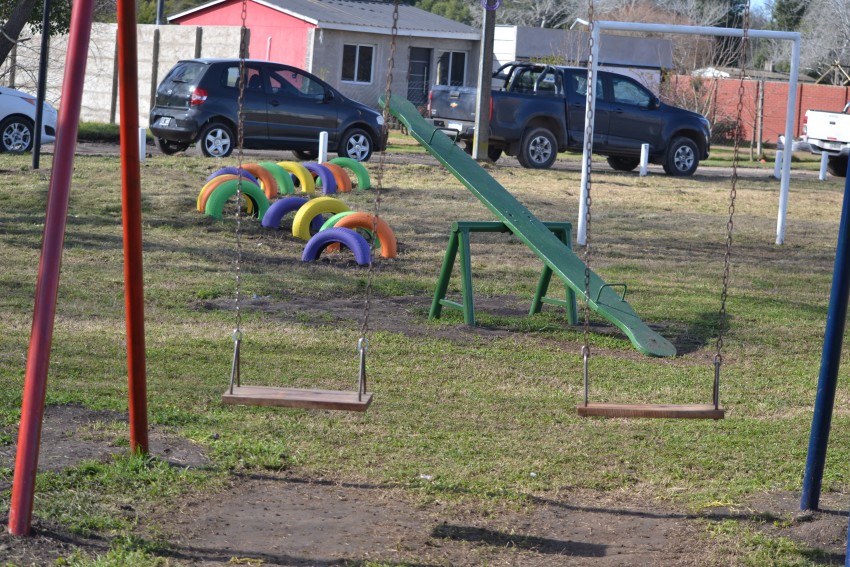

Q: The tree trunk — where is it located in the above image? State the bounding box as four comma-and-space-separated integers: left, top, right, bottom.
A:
0, 0, 40, 68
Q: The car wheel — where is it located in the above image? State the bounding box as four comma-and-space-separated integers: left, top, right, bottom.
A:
339, 128, 373, 162
827, 156, 848, 177
607, 155, 641, 172
198, 122, 234, 158
0, 116, 35, 153
519, 127, 557, 169
663, 137, 699, 176
155, 137, 190, 155
293, 149, 318, 161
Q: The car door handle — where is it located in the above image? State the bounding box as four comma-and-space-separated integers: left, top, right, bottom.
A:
270, 99, 281, 106
613, 107, 625, 113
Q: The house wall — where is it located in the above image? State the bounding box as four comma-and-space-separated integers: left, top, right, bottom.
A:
173, 0, 314, 67
5, 23, 242, 127
311, 28, 479, 110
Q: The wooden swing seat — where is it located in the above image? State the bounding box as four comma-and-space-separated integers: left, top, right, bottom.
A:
223, 386, 372, 412
577, 403, 724, 420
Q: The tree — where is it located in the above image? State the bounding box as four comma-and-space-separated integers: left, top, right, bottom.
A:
799, 0, 850, 83
1, 0, 77, 70
771, 0, 808, 30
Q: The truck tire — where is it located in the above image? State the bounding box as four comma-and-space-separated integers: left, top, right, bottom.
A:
519, 127, 557, 169
827, 156, 848, 178
663, 137, 699, 176
607, 156, 640, 172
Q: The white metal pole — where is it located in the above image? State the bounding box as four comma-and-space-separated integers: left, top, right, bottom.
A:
819, 151, 829, 181
639, 143, 649, 176
577, 24, 600, 246
776, 37, 800, 245
774, 149, 783, 179
138, 127, 146, 162
318, 131, 328, 163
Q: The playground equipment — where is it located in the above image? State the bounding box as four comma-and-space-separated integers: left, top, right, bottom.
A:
328, 157, 371, 190
302, 227, 372, 266
277, 161, 316, 193
258, 162, 295, 195
431, 221, 577, 326
291, 196, 350, 240
221, 0, 399, 412
302, 162, 337, 194
385, 94, 674, 358
10, 0, 149, 535
329, 213, 397, 259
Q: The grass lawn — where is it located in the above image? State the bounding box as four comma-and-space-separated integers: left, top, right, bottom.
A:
0, 140, 848, 565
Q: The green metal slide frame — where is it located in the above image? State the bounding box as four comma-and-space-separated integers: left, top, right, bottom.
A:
383, 95, 676, 357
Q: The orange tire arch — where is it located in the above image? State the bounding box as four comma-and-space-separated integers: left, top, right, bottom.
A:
241, 163, 279, 199
333, 212, 397, 259
322, 163, 353, 193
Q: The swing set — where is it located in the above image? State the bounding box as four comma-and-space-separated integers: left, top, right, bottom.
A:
9, 0, 762, 538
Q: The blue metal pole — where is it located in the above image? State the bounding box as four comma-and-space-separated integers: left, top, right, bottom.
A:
801, 163, 850, 513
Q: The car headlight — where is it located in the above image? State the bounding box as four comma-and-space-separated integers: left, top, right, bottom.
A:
376, 114, 384, 126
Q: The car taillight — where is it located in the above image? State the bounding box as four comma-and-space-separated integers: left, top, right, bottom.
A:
802, 114, 807, 135
190, 87, 208, 106
489, 97, 493, 121
427, 90, 432, 115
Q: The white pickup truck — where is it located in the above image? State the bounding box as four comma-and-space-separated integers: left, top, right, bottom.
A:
802, 103, 850, 177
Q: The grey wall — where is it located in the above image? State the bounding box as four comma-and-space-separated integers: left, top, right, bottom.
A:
3, 23, 242, 127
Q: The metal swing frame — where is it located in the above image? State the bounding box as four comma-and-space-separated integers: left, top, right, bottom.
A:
220, 0, 399, 412
575, 2, 754, 420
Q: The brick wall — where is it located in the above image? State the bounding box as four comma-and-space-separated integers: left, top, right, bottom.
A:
668, 75, 850, 144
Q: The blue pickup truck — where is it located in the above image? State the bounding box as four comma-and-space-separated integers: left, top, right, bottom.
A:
427, 63, 711, 175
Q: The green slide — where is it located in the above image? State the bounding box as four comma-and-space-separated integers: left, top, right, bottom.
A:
382, 95, 676, 357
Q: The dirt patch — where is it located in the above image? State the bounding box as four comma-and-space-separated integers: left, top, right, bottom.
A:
3, 470, 848, 565
1, 406, 847, 565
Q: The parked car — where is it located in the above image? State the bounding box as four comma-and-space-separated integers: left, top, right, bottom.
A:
149, 58, 386, 160
0, 87, 58, 153
799, 103, 850, 177
427, 62, 711, 175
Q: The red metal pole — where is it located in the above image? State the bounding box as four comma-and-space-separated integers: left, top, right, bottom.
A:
8, 0, 96, 536
117, 0, 149, 454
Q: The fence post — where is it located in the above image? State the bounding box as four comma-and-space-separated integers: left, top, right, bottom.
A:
819, 152, 829, 181
150, 27, 160, 112
194, 27, 203, 59
109, 29, 119, 124
774, 149, 783, 179
639, 143, 649, 176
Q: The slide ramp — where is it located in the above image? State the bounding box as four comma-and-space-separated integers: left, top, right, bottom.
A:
383, 95, 675, 357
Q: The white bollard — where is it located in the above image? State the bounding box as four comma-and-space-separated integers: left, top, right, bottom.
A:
819, 151, 829, 181
318, 131, 328, 163
639, 143, 649, 176
139, 127, 146, 163
774, 149, 783, 179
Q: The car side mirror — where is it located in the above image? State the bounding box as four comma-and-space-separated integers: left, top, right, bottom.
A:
649, 96, 660, 110
324, 90, 334, 102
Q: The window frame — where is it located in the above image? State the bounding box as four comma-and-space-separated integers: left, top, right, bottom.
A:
341, 44, 375, 85
437, 51, 468, 87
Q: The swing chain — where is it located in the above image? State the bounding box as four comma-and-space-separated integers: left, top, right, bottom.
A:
230, 0, 249, 391
713, 1, 750, 409
358, 0, 398, 359
581, 0, 595, 406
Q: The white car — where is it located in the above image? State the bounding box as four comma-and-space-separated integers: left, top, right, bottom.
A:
0, 87, 58, 153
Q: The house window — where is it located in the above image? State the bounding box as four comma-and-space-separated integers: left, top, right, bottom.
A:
342, 44, 374, 83
437, 51, 466, 86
